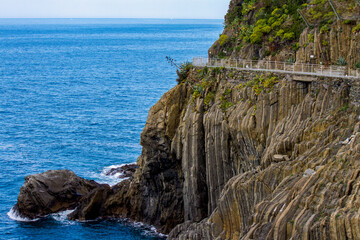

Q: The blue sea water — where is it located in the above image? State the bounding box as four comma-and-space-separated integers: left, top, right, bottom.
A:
0, 18, 223, 239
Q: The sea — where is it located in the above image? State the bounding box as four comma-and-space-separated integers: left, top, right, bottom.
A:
0, 18, 223, 240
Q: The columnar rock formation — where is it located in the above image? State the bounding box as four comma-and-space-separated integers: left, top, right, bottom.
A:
13, 0, 360, 238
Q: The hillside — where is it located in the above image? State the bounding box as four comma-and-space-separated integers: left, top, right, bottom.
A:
210, 0, 360, 69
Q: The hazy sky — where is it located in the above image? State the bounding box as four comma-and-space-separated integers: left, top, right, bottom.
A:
0, 0, 230, 19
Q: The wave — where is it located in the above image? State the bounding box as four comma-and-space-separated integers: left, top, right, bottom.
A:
88, 162, 136, 186
124, 219, 167, 238
7, 207, 39, 222
51, 210, 75, 225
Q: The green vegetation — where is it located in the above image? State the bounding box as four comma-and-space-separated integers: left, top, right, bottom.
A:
176, 61, 193, 84
320, 24, 330, 33
353, 24, 360, 33
308, 33, 314, 42
237, 74, 279, 95
292, 42, 300, 51
355, 62, 360, 69
197, 66, 209, 78
219, 34, 230, 46
191, 85, 202, 102
248, 4, 303, 44
301, 0, 335, 27
337, 57, 347, 66
220, 0, 306, 56
204, 92, 216, 106
219, 88, 233, 112
339, 104, 349, 112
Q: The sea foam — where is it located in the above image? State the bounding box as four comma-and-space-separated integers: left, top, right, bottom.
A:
89, 162, 136, 186
7, 207, 39, 222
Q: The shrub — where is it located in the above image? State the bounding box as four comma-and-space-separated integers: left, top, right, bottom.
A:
219, 34, 229, 46
353, 24, 360, 33
191, 85, 202, 102
322, 40, 329, 46
337, 57, 347, 66
283, 32, 295, 41
354, 62, 360, 69
204, 92, 216, 106
275, 29, 285, 38
250, 29, 264, 44
176, 61, 193, 83
320, 24, 330, 33
219, 88, 233, 112
292, 42, 300, 51
308, 34, 314, 42
239, 74, 279, 95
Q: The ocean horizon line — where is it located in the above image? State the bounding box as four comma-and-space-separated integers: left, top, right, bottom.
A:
0, 18, 223, 25
0, 17, 223, 20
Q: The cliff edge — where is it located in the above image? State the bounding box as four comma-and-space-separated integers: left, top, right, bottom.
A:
13, 0, 360, 239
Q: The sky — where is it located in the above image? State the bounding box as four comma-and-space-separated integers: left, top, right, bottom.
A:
0, 0, 230, 19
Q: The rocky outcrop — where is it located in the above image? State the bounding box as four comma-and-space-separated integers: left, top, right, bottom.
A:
68, 84, 190, 233
104, 164, 138, 179
14, 170, 101, 219
297, 22, 360, 67
167, 69, 360, 239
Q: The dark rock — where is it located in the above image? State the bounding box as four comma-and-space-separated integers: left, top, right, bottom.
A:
68, 185, 112, 221
13, 170, 102, 219
104, 164, 138, 179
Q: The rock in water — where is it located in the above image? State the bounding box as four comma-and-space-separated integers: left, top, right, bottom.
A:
13, 170, 102, 219
104, 164, 138, 179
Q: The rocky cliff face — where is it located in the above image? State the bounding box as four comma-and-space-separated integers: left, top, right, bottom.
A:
166, 69, 360, 239
297, 21, 360, 69
70, 84, 190, 233
70, 66, 359, 238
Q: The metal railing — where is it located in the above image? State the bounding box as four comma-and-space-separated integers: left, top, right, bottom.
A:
193, 57, 360, 79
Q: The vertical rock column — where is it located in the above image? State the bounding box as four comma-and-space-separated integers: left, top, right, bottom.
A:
204, 108, 233, 214
181, 98, 208, 222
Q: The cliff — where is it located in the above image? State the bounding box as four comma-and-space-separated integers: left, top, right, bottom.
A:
13, 0, 360, 239
71, 66, 360, 239
167, 69, 360, 239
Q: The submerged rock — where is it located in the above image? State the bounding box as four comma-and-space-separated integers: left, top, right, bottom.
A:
13, 170, 102, 219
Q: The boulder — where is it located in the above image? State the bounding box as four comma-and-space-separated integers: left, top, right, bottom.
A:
13, 169, 102, 219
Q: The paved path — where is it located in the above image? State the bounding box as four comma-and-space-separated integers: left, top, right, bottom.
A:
193, 57, 360, 80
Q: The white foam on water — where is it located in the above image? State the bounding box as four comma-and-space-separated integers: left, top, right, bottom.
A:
129, 220, 167, 238
88, 162, 136, 186
7, 207, 39, 222
51, 210, 75, 225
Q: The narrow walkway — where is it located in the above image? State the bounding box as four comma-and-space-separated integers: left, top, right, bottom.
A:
193, 57, 360, 80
